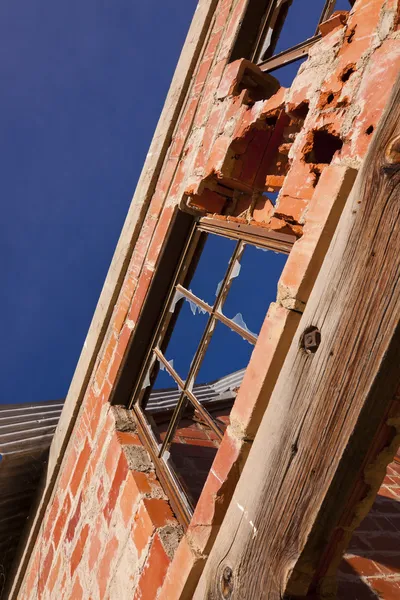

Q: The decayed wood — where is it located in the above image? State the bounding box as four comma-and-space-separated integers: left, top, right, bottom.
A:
194, 74, 400, 600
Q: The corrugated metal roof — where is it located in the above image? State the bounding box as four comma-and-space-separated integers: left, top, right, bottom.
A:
0, 400, 63, 593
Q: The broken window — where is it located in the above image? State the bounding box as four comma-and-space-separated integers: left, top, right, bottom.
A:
231, 0, 355, 86
130, 216, 293, 525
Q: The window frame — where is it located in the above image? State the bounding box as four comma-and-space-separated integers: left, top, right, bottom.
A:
126, 213, 294, 526
230, 0, 355, 77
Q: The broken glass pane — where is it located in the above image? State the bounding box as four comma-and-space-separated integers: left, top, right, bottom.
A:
194, 321, 253, 392
141, 362, 182, 445
163, 399, 219, 509
162, 295, 209, 381
260, 0, 326, 61
187, 233, 236, 306
221, 244, 287, 335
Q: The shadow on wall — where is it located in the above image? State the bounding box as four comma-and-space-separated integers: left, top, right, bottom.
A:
338, 467, 400, 599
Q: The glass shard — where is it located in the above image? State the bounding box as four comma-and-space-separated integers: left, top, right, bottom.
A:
194, 321, 253, 390
221, 244, 287, 335
188, 233, 236, 306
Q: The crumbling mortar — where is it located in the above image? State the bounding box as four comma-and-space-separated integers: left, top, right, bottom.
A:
158, 524, 184, 560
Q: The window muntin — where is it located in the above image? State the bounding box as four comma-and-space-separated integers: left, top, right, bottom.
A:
130, 218, 293, 524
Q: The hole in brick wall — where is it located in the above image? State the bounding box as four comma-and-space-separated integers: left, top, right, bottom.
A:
289, 101, 309, 122
341, 64, 355, 82
265, 115, 278, 127
365, 125, 374, 136
327, 93, 335, 104
304, 130, 343, 164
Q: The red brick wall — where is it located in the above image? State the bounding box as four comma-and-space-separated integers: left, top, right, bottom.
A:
16, 0, 400, 598
338, 460, 400, 599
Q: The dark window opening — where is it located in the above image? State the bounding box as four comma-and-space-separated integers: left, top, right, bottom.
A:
129, 217, 294, 524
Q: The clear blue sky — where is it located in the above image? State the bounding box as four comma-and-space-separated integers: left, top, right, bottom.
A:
0, 0, 197, 404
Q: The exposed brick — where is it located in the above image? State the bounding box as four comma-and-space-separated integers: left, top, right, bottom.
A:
70, 439, 91, 497
48, 553, 62, 595
71, 576, 84, 599
97, 535, 119, 598
103, 451, 129, 524
54, 493, 72, 548
134, 534, 170, 600
160, 536, 206, 600
66, 493, 83, 543
71, 524, 89, 576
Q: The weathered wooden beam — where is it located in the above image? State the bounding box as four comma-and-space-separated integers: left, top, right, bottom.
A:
194, 75, 400, 600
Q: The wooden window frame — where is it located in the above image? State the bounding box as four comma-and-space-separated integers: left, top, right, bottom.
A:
116, 210, 294, 527
231, 0, 355, 75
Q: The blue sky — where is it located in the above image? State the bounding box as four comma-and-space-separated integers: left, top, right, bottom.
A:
1, 1, 351, 405
0, 0, 197, 404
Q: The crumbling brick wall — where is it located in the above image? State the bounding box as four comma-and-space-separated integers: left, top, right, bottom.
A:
15, 1, 400, 599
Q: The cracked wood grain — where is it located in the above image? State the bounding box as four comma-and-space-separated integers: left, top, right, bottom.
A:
194, 73, 400, 600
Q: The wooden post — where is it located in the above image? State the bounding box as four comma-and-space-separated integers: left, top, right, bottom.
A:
194, 75, 400, 600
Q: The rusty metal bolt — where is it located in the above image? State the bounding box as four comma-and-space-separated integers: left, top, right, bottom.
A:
301, 326, 321, 354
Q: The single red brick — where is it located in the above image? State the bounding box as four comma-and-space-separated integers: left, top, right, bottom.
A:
88, 517, 103, 571
159, 536, 205, 600
103, 451, 129, 524
369, 577, 400, 598
48, 553, 62, 595
58, 446, 78, 492
346, 555, 383, 577
66, 493, 83, 543
142, 498, 175, 529
319, 11, 348, 36
104, 432, 123, 480
70, 575, 84, 599
131, 502, 154, 558
119, 472, 143, 526
126, 264, 155, 326
188, 188, 227, 214
252, 195, 274, 223
70, 524, 89, 577
70, 439, 91, 497
116, 430, 141, 446
134, 534, 170, 600
38, 543, 54, 594
146, 206, 175, 269
43, 494, 60, 543
85, 390, 103, 441
97, 535, 119, 598
95, 332, 117, 390
54, 493, 72, 548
